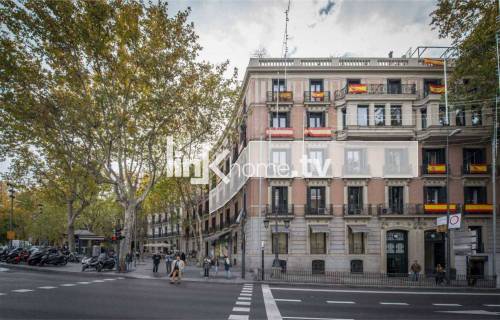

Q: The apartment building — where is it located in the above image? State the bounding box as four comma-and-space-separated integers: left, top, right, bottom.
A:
200, 57, 498, 278
145, 205, 182, 254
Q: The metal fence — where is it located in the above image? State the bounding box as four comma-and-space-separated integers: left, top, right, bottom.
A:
255, 269, 497, 288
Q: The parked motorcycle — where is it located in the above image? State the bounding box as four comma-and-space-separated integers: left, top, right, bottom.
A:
39, 248, 67, 266
4, 248, 23, 264
81, 256, 98, 272
27, 249, 46, 266
96, 257, 115, 272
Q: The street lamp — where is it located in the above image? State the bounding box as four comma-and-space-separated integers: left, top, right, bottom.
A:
264, 214, 290, 269
7, 183, 15, 249
445, 127, 461, 284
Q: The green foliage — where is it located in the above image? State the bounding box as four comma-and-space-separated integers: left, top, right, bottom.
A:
430, 0, 497, 99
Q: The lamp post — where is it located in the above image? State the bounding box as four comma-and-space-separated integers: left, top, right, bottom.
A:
7, 183, 15, 249
446, 127, 462, 284
264, 216, 290, 269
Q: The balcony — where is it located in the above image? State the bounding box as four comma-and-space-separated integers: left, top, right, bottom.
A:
304, 127, 333, 138
266, 127, 294, 139
423, 203, 457, 213
265, 205, 295, 218
463, 204, 493, 214
304, 91, 331, 104
335, 84, 417, 100
462, 164, 490, 175
376, 204, 424, 216
343, 205, 376, 216
421, 164, 447, 175
305, 204, 333, 217
266, 91, 293, 104
342, 163, 370, 177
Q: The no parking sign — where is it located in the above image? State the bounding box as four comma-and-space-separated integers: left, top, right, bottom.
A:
448, 213, 461, 229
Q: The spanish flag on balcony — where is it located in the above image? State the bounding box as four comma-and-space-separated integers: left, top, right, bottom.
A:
423, 58, 445, 66
311, 91, 325, 99
305, 128, 332, 137
469, 164, 488, 173
424, 203, 457, 213
427, 164, 446, 174
278, 91, 293, 101
348, 84, 367, 94
266, 128, 294, 138
429, 84, 445, 94
464, 204, 493, 213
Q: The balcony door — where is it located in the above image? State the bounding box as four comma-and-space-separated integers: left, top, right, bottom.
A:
309, 79, 323, 92
424, 186, 446, 204
272, 186, 288, 214
387, 79, 402, 94
464, 186, 487, 204
270, 112, 289, 128
423, 149, 445, 165
308, 112, 325, 128
388, 186, 404, 213
308, 186, 326, 214
272, 79, 286, 92
347, 186, 363, 214
463, 149, 485, 166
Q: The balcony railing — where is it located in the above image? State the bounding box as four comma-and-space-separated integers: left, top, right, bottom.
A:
266, 205, 295, 216
463, 204, 493, 213
342, 164, 370, 175
304, 91, 331, 103
376, 204, 425, 215
423, 203, 457, 213
335, 84, 416, 100
421, 164, 447, 174
343, 204, 376, 216
267, 91, 293, 103
305, 204, 333, 216
462, 164, 490, 175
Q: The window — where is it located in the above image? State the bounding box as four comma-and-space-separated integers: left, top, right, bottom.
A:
357, 105, 368, 126
471, 106, 482, 126
225, 209, 230, 226
341, 108, 347, 128
307, 186, 326, 214
390, 105, 402, 126
385, 148, 409, 174
421, 108, 427, 129
347, 79, 361, 86
310, 232, 327, 254
388, 186, 404, 213
424, 79, 441, 97
270, 149, 290, 176
307, 149, 325, 176
270, 112, 289, 128
349, 230, 365, 254
272, 233, 288, 254
347, 186, 363, 214
464, 186, 487, 204
439, 105, 448, 126
309, 79, 323, 92
272, 79, 286, 92
345, 149, 367, 174
204, 220, 209, 232
468, 226, 483, 253
272, 186, 288, 213
423, 148, 445, 165
374, 105, 385, 126
424, 186, 446, 204
233, 232, 238, 254
455, 107, 465, 126
219, 213, 224, 228
463, 149, 485, 166
308, 112, 325, 128
387, 79, 402, 94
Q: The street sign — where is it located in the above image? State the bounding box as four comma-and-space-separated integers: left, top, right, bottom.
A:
6, 231, 15, 240
436, 216, 447, 226
448, 213, 461, 229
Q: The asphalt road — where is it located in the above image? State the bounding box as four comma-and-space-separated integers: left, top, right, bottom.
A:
1, 267, 499, 320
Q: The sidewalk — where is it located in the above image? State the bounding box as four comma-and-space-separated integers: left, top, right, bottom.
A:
0, 260, 253, 284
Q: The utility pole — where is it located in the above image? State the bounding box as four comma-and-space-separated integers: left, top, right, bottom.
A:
493, 0, 500, 287
7, 183, 15, 249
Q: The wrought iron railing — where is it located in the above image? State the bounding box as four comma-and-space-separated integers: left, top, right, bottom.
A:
305, 204, 333, 216
343, 204, 376, 216
266, 91, 293, 103
335, 84, 417, 100
303, 91, 331, 103
266, 205, 295, 216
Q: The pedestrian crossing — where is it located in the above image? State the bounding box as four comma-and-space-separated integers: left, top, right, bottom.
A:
228, 283, 253, 320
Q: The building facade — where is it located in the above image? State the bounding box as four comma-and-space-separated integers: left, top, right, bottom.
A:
202, 57, 498, 278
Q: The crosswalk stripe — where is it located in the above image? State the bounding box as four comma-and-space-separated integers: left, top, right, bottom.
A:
236, 301, 251, 306
12, 289, 34, 293
238, 297, 251, 301
484, 304, 500, 307
92, 280, 105, 283
240, 293, 252, 296
60, 284, 76, 287
433, 303, 461, 307
380, 302, 408, 306
327, 301, 355, 304
228, 315, 249, 320
77, 282, 91, 285
38, 286, 56, 289
232, 307, 250, 312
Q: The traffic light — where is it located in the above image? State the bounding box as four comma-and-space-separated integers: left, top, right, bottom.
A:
114, 227, 125, 240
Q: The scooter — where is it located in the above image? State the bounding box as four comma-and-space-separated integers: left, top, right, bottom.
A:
4, 248, 23, 264
81, 256, 98, 272
27, 249, 46, 266
96, 257, 115, 272
39, 249, 67, 266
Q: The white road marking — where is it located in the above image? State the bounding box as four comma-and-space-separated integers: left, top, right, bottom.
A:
77, 282, 90, 285
92, 280, 105, 283
238, 297, 251, 301
484, 304, 500, 307
228, 315, 249, 320
232, 307, 250, 312
275, 299, 301, 302
270, 287, 500, 296
433, 303, 461, 307
437, 310, 500, 315
380, 302, 409, 306
0, 267, 9, 272
103, 278, 116, 281
60, 284, 76, 287
327, 301, 355, 304
12, 289, 34, 293
240, 293, 252, 296
0, 293, 6, 296
38, 286, 56, 289
236, 301, 251, 306
116, 277, 125, 280
262, 284, 282, 320
282, 317, 353, 320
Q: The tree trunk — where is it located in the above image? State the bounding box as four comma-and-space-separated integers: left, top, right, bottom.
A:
119, 202, 136, 271
67, 200, 76, 252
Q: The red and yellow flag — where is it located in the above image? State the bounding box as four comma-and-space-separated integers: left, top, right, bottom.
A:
311, 91, 325, 99
429, 84, 445, 94
469, 164, 487, 173
427, 164, 446, 174
348, 84, 367, 94
423, 58, 444, 66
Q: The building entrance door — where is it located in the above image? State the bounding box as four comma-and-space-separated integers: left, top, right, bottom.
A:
386, 230, 408, 275
424, 230, 445, 275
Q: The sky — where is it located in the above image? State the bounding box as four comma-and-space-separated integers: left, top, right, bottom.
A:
168, 0, 451, 79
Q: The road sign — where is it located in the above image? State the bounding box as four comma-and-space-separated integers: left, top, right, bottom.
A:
436, 216, 447, 226
448, 213, 461, 229
6, 231, 15, 240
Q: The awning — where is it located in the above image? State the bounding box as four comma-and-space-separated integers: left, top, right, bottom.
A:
271, 225, 290, 234
349, 225, 370, 234
205, 229, 232, 242
309, 225, 329, 233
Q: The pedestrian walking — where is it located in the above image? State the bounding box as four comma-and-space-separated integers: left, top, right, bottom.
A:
435, 264, 445, 285
214, 256, 219, 275
203, 256, 211, 278
169, 255, 185, 284
180, 251, 186, 262
165, 253, 172, 274
152, 253, 161, 273
224, 255, 231, 279
410, 260, 421, 281
135, 250, 140, 266
125, 252, 133, 271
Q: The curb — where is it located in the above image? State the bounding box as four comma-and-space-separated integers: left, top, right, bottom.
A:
0, 263, 122, 278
